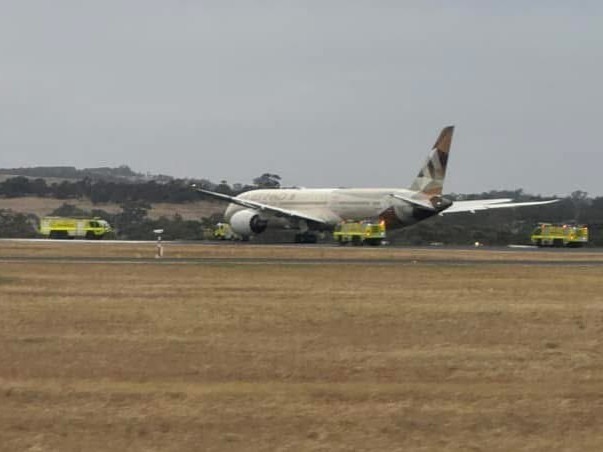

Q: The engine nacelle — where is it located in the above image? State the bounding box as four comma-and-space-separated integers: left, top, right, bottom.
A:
229, 209, 268, 236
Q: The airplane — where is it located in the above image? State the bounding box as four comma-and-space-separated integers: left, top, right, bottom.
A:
193, 126, 558, 243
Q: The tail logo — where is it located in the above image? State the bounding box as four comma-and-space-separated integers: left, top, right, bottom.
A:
410, 126, 454, 196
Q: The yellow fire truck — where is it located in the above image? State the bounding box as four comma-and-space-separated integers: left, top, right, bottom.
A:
333, 220, 386, 246
530, 223, 588, 247
213, 222, 241, 241
39, 217, 112, 240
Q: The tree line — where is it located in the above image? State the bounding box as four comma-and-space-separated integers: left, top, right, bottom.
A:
397, 190, 603, 246
0, 165, 164, 182
0, 202, 215, 241
0, 173, 282, 203
0, 173, 283, 240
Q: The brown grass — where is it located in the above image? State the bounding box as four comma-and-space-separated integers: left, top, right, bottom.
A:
1, 244, 603, 451
0, 197, 223, 220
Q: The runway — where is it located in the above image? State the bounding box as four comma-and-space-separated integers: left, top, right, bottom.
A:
2, 237, 603, 251
1, 239, 602, 266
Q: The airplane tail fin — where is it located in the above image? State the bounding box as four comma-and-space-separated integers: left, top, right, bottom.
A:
409, 126, 454, 196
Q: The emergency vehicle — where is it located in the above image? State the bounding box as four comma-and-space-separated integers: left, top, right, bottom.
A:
333, 220, 386, 246
39, 217, 113, 239
530, 223, 588, 247
213, 222, 242, 240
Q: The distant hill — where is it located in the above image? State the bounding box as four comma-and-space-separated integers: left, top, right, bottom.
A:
0, 165, 174, 183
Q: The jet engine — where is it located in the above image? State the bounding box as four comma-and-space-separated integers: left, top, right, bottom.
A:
229, 209, 268, 235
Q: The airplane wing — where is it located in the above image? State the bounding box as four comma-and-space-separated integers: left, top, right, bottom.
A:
442, 198, 559, 214
192, 186, 329, 225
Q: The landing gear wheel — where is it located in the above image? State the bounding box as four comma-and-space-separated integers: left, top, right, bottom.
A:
294, 232, 318, 244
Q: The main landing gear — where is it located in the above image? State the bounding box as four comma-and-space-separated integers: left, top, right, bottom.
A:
294, 232, 318, 244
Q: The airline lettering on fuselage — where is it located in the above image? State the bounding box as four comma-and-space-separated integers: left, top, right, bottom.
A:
248, 192, 297, 202
247, 192, 330, 204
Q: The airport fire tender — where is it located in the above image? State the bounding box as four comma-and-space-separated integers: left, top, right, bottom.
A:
333, 220, 386, 246
530, 223, 588, 247
39, 216, 113, 240
213, 222, 242, 241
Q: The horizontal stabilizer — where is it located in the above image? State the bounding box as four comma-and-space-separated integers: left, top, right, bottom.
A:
390, 192, 436, 211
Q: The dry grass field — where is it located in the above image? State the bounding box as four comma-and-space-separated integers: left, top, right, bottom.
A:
0, 197, 223, 220
1, 243, 603, 451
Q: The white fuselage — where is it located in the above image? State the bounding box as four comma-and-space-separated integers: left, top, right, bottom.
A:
224, 187, 423, 230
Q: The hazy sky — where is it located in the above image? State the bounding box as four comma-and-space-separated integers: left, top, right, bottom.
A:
1, 1, 601, 195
